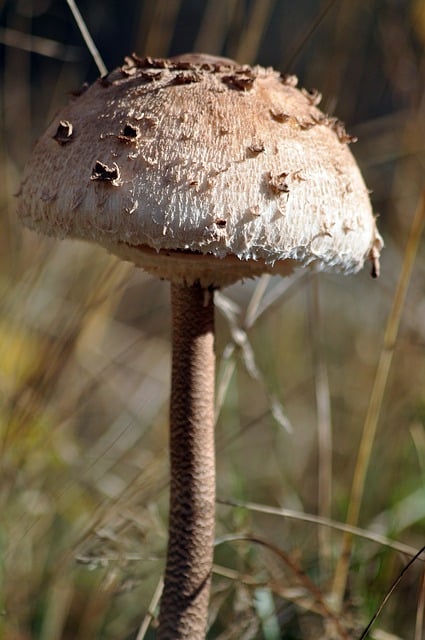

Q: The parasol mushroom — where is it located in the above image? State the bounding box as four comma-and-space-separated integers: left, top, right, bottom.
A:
17, 52, 383, 639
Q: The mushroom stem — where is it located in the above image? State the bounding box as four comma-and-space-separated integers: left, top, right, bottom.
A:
158, 281, 216, 639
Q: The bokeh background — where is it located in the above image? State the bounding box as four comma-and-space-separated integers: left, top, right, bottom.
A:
1, 1, 425, 638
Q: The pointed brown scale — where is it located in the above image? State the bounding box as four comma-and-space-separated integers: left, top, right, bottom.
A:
332, 119, 358, 144
117, 124, 141, 142
301, 87, 322, 106
222, 73, 255, 91
53, 120, 74, 145
248, 141, 265, 155
90, 161, 121, 185
280, 73, 298, 86
269, 109, 291, 123
298, 117, 316, 131
133, 54, 169, 69
171, 71, 202, 85
267, 171, 290, 195
247, 204, 261, 216
139, 70, 163, 82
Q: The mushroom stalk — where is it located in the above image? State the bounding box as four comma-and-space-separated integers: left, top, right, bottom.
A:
158, 281, 216, 639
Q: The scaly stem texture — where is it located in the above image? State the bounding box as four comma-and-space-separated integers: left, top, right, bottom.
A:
158, 282, 216, 640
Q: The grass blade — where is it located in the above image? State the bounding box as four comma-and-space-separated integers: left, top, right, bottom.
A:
332, 190, 425, 609
66, 0, 107, 75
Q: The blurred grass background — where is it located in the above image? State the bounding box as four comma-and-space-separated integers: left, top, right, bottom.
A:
1, 0, 425, 638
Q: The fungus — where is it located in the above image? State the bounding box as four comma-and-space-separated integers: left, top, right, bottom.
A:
17, 53, 383, 639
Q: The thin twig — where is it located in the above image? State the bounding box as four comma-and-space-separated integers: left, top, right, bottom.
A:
212, 564, 339, 618
136, 578, 164, 640
308, 274, 333, 575
66, 0, 107, 76
415, 567, 425, 640
217, 497, 421, 558
332, 190, 425, 609
358, 546, 425, 640
215, 533, 351, 639
246, 271, 307, 328
215, 288, 293, 432
284, 0, 339, 69
245, 275, 271, 329
0, 27, 82, 61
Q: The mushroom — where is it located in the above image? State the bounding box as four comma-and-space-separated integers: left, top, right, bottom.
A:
17, 52, 383, 639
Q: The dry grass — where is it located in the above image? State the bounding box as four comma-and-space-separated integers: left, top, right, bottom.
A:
1, 1, 425, 638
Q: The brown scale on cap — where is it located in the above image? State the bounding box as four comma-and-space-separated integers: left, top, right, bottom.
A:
248, 141, 265, 155
90, 161, 121, 185
221, 72, 256, 91
301, 87, 322, 106
117, 124, 141, 142
269, 109, 291, 123
171, 71, 202, 85
267, 171, 290, 195
53, 120, 74, 144
280, 73, 298, 87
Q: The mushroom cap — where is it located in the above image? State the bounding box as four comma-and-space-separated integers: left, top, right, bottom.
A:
18, 53, 382, 287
